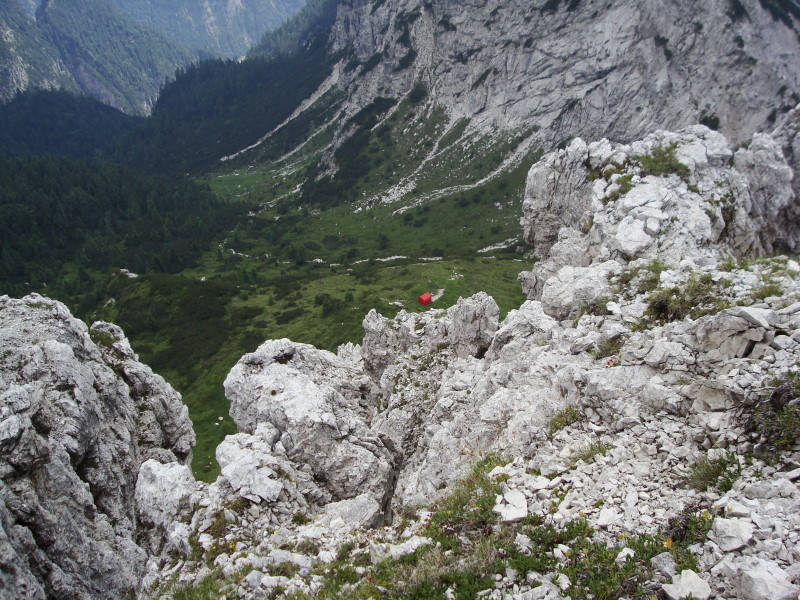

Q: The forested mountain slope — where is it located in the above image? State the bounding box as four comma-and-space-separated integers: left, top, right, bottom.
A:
0, 89, 142, 158
0, 0, 307, 114
0, 0, 198, 114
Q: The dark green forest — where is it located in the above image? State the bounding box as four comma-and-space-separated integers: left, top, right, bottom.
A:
0, 90, 142, 159
34, 0, 198, 114
114, 28, 338, 174
248, 0, 340, 59
0, 155, 241, 305
0, 3, 350, 477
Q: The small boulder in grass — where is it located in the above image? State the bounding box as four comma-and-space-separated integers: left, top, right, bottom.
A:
492, 488, 528, 522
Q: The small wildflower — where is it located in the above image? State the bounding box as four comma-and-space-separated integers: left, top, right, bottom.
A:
663, 537, 673, 549
299, 567, 310, 578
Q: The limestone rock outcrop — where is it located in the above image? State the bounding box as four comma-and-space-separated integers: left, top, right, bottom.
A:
224, 338, 397, 508
0, 294, 194, 599
520, 127, 798, 307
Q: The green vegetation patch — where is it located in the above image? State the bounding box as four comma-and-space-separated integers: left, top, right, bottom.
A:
568, 439, 613, 467
97, 257, 527, 480
644, 272, 731, 324
747, 372, 800, 461
255, 456, 717, 600
548, 406, 582, 439
685, 454, 741, 492
635, 142, 689, 181
612, 259, 668, 298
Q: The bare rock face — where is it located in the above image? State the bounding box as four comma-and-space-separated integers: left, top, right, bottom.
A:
88, 321, 194, 464
0, 294, 194, 599
224, 339, 397, 508
445, 291, 499, 358
220, 295, 502, 517
327, 0, 800, 169
519, 127, 798, 310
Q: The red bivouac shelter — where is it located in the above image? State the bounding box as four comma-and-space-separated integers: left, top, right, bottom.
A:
418, 293, 433, 306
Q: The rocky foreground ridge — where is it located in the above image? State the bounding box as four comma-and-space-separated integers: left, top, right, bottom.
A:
3, 125, 800, 599
0, 296, 194, 598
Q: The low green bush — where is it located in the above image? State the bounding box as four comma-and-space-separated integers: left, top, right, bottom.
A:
637, 142, 689, 181
548, 406, 582, 439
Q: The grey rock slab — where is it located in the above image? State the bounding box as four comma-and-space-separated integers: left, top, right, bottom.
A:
369, 536, 431, 564
662, 570, 712, 600
733, 558, 800, 600
651, 552, 678, 578
493, 488, 528, 523
320, 493, 382, 530
709, 517, 754, 552
135, 459, 196, 531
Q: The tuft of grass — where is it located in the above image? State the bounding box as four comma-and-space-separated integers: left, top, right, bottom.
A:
291, 512, 312, 526
645, 272, 730, 323
169, 575, 225, 600
752, 281, 783, 300
685, 454, 741, 492
569, 439, 612, 467
548, 406, 582, 439
605, 174, 634, 203
748, 373, 800, 461
154, 566, 249, 600
612, 259, 668, 297
592, 336, 624, 360
425, 453, 507, 551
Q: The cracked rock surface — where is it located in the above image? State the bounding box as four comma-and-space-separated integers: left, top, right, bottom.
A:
0, 294, 194, 599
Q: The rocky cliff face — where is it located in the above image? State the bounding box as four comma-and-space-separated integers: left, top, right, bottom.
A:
324, 0, 799, 154
0, 0, 304, 113
0, 295, 194, 599
106, 0, 305, 58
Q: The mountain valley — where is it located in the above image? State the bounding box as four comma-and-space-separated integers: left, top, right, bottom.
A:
1, 0, 800, 598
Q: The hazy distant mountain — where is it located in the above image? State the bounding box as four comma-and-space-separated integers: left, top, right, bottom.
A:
107, 0, 306, 58
0, 0, 307, 114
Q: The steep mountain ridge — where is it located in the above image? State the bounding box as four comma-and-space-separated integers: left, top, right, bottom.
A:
0, 0, 198, 114
325, 0, 799, 141
106, 0, 306, 58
